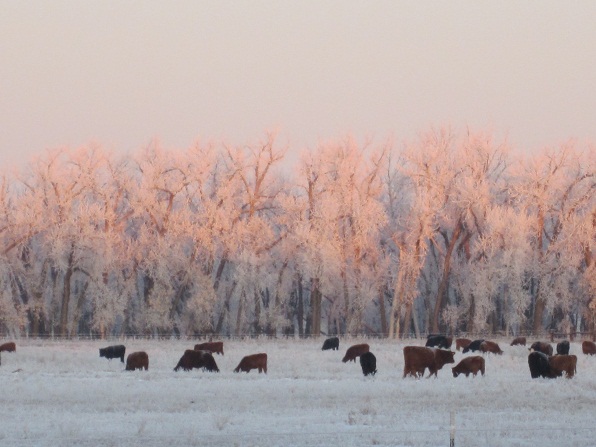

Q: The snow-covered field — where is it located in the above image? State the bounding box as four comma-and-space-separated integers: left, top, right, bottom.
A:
1, 338, 595, 447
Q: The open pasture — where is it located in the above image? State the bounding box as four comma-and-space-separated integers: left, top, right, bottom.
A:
1, 338, 596, 446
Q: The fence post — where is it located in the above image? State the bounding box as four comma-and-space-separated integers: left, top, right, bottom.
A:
450, 410, 455, 447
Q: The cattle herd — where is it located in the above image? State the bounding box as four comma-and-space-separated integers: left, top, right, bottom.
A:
0, 336, 595, 379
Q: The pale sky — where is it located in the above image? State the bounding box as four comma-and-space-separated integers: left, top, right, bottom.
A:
2, 1, 596, 169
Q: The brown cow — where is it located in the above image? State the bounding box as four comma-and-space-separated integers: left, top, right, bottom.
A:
234, 353, 267, 373
530, 341, 553, 356
403, 346, 455, 378
194, 341, 224, 355
174, 350, 219, 372
549, 354, 577, 378
455, 338, 472, 351
342, 344, 370, 363
510, 336, 526, 346
125, 351, 149, 371
452, 356, 485, 377
0, 342, 16, 352
480, 340, 503, 355
582, 340, 596, 356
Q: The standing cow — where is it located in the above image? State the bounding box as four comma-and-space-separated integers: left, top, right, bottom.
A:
452, 356, 485, 378
99, 345, 126, 363
528, 351, 553, 379
530, 341, 553, 356
510, 337, 526, 346
0, 342, 16, 352
125, 351, 149, 371
462, 339, 485, 354
322, 337, 340, 351
342, 344, 370, 363
582, 340, 596, 355
360, 351, 377, 376
556, 340, 570, 355
549, 354, 577, 378
194, 341, 224, 355
456, 338, 472, 351
174, 350, 219, 372
234, 353, 267, 374
403, 346, 455, 378
425, 335, 453, 350
480, 340, 503, 355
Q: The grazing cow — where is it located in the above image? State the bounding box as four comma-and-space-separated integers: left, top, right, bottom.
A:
99, 345, 126, 363
425, 335, 453, 350
342, 344, 370, 363
480, 340, 503, 355
462, 339, 485, 354
403, 346, 455, 378
194, 341, 224, 355
528, 351, 553, 379
234, 353, 267, 374
452, 356, 485, 378
529, 341, 553, 356
174, 350, 219, 372
510, 336, 526, 346
125, 351, 149, 371
549, 354, 577, 378
0, 342, 16, 352
456, 338, 472, 351
556, 340, 570, 355
582, 340, 596, 356
322, 337, 340, 351
360, 351, 377, 376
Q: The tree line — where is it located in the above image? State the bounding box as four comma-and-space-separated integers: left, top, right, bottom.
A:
0, 129, 594, 339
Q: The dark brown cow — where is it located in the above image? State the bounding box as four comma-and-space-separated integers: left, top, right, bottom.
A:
234, 353, 267, 373
342, 344, 370, 363
174, 350, 219, 372
530, 341, 553, 356
480, 340, 503, 355
455, 338, 472, 351
452, 356, 485, 377
125, 351, 149, 371
510, 336, 526, 346
194, 341, 224, 355
549, 354, 577, 378
403, 346, 455, 378
582, 340, 596, 356
0, 342, 16, 352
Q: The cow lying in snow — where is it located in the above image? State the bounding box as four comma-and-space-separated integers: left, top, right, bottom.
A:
480, 340, 503, 355
174, 350, 219, 372
452, 356, 485, 378
234, 353, 267, 374
582, 340, 596, 355
0, 342, 16, 352
529, 341, 553, 356
322, 337, 340, 351
194, 341, 224, 355
342, 344, 370, 363
425, 335, 453, 349
99, 345, 126, 363
510, 336, 526, 346
360, 351, 377, 376
125, 351, 149, 371
456, 338, 472, 351
403, 346, 455, 378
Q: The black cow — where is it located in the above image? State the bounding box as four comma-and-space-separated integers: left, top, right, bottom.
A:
99, 345, 126, 363
528, 351, 554, 379
425, 335, 452, 349
462, 339, 485, 354
360, 351, 377, 376
322, 337, 340, 351
556, 340, 570, 355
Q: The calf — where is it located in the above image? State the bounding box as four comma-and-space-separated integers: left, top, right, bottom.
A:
99, 345, 126, 363
528, 351, 554, 379
510, 336, 526, 346
462, 339, 484, 354
556, 340, 570, 355
403, 346, 455, 378
359, 351, 377, 376
125, 351, 149, 371
0, 342, 16, 352
480, 340, 503, 355
549, 354, 577, 378
322, 337, 340, 351
194, 341, 224, 355
456, 338, 472, 351
582, 340, 596, 355
234, 353, 267, 374
425, 335, 453, 350
342, 344, 370, 363
452, 356, 485, 377
174, 350, 219, 372
530, 341, 553, 356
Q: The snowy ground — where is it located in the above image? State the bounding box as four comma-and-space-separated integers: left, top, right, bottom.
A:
1, 338, 595, 447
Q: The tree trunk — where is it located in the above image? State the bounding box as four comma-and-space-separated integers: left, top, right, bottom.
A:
59, 249, 75, 338
378, 285, 387, 337
310, 277, 321, 337
297, 276, 304, 337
